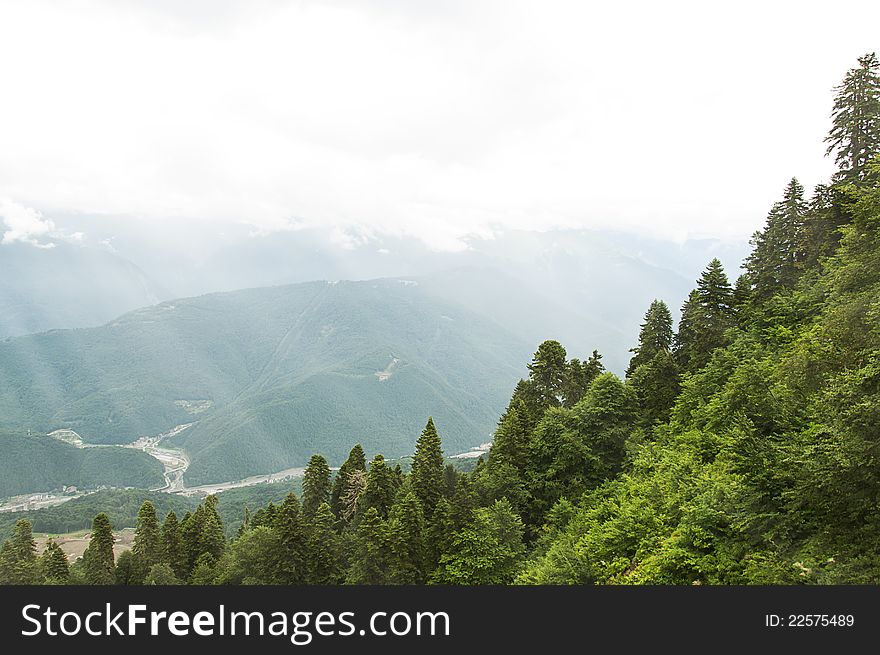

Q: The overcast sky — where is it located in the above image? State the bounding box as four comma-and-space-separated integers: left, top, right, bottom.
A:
0, 0, 878, 251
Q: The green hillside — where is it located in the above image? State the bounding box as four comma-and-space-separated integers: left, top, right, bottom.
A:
0, 432, 164, 497
0, 279, 530, 485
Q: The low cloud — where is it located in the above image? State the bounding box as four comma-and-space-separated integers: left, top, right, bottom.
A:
0, 198, 57, 248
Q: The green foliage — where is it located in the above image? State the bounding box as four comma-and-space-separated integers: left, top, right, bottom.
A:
40, 540, 70, 584
433, 499, 525, 585
825, 53, 880, 183
0, 519, 39, 584
626, 300, 674, 376
674, 259, 736, 373
144, 563, 182, 585
526, 340, 568, 409
301, 454, 331, 517
131, 501, 161, 583
362, 455, 397, 519
331, 444, 366, 522
82, 513, 115, 585
410, 418, 445, 518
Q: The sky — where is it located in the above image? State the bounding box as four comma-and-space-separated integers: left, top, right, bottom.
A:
0, 0, 878, 251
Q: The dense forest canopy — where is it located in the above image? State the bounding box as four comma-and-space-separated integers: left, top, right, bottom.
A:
2, 53, 879, 585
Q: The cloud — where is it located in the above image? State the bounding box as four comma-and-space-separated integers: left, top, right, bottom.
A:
0, 198, 57, 248
0, 0, 876, 249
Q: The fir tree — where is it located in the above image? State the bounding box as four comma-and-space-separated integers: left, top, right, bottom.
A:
527, 340, 568, 408
426, 496, 455, 570
746, 178, 808, 299
0, 519, 39, 585
114, 551, 137, 585
627, 300, 674, 377
346, 507, 391, 584
674, 259, 735, 373
131, 501, 161, 583
40, 539, 70, 584
825, 52, 880, 183
388, 491, 427, 584
161, 511, 186, 580
82, 513, 115, 585
302, 454, 332, 517
304, 503, 341, 584
362, 454, 397, 519
410, 417, 445, 517
561, 351, 604, 408
274, 493, 308, 584
331, 444, 367, 521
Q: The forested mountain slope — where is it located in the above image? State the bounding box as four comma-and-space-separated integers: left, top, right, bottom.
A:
0, 278, 531, 484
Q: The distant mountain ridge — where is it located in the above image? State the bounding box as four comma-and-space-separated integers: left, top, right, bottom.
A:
0, 241, 165, 338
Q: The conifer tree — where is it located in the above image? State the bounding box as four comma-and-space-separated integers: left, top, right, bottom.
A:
40, 540, 70, 584
561, 350, 604, 408
674, 259, 735, 373
132, 501, 161, 583
161, 511, 186, 580
304, 503, 341, 584
388, 491, 427, 583
410, 417, 445, 517
628, 350, 680, 427
179, 507, 203, 575
199, 510, 226, 563
114, 550, 137, 585
825, 52, 880, 183
302, 454, 332, 517
0, 519, 39, 584
274, 493, 308, 584
746, 178, 808, 299
82, 513, 115, 585
450, 475, 477, 531
443, 464, 458, 498
527, 340, 568, 408
331, 444, 367, 520
426, 496, 455, 570
627, 300, 674, 376
189, 552, 217, 585
346, 507, 391, 584
362, 454, 397, 518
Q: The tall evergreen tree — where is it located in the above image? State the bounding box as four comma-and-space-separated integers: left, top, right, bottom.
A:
362, 454, 397, 519
346, 507, 391, 584
527, 340, 568, 408
746, 178, 808, 299
388, 491, 427, 584
200, 495, 226, 561
302, 454, 332, 517
627, 300, 674, 376
426, 496, 455, 570
161, 511, 186, 580
410, 417, 445, 518
674, 259, 735, 373
825, 52, 880, 183
561, 350, 605, 408
274, 493, 308, 584
331, 444, 367, 521
40, 540, 70, 584
82, 513, 115, 585
304, 503, 342, 584
0, 519, 39, 584
131, 501, 161, 583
